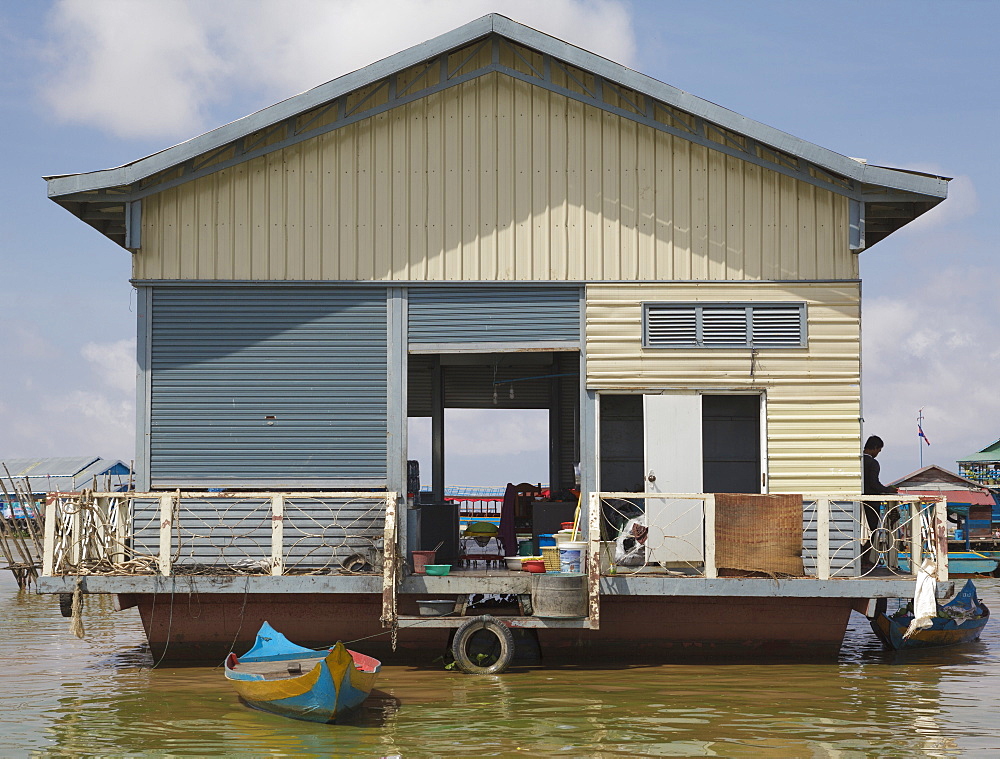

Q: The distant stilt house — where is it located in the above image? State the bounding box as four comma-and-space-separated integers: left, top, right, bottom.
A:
40, 15, 954, 664
1, 457, 132, 517
891, 465, 997, 539
0, 457, 131, 589
958, 440, 1000, 489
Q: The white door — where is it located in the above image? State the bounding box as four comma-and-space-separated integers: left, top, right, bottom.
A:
643, 393, 704, 563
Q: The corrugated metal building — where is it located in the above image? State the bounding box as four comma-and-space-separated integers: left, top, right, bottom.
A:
45, 15, 946, 503
41, 15, 951, 660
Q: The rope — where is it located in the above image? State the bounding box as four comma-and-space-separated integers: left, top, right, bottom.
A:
69, 576, 85, 639
149, 578, 176, 669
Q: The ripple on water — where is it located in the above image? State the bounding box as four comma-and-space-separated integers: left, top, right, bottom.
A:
1, 573, 999, 756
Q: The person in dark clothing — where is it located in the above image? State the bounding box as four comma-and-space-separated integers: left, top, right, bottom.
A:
862, 435, 897, 570
863, 435, 896, 497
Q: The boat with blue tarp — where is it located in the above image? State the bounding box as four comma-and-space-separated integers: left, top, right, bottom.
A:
870, 579, 989, 650
224, 622, 381, 723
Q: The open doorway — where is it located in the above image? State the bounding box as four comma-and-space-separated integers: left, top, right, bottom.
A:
406, 351, 580, 564
407, 409, 549, 491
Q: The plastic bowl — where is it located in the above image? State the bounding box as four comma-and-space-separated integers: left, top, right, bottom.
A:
423, 564, 451, 576
416, 599, 456, 616
504, 556, 522, 570
522, 559, 546, 573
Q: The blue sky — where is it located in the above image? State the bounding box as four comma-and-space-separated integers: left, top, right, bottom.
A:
1, 0, 997, 486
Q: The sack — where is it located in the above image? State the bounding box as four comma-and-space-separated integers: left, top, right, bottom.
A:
614, 516, 647, 566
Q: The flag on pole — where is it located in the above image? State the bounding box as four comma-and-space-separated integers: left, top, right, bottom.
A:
918, 422, 930, 445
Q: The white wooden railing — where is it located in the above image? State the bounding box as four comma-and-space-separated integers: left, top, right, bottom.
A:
592, 492, 949, 581
42, 490, 398, 578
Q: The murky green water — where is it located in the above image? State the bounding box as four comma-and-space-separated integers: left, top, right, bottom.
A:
2, 573, 999, 757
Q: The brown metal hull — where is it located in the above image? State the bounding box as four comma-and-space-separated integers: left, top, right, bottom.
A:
125, 592, 855, 663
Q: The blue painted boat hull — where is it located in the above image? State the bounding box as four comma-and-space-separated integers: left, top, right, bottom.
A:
870, 580, 990, 650
224, 622, 381, 723
898, 552, 999, 576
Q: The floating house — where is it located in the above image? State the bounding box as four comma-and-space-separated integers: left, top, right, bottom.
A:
1, 457, 131, 518
892, 465, 997, 539
958, 440, 1000, 489
40, 15, 952, 663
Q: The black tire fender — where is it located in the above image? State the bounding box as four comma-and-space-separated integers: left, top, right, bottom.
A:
450, 615, 515, 674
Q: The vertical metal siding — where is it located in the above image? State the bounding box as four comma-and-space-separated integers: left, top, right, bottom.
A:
407, 286, 581, 344
137, 73, 855, 284
149, 286, 387, 486
586, 282, 862, 494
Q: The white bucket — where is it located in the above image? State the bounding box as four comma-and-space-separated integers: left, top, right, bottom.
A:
559, 541, 587, 573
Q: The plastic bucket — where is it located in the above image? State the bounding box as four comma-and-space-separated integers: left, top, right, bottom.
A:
538, 534, 556, 547
559, 541, 587, 573
411, 550, 436, 574
518, 539, 535, 556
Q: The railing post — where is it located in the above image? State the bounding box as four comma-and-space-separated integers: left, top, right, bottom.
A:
703, 493, 717, 579
817, 498, 830, 580
588, 491, 601, 629
935, 497, 949, 582
42, 494, 57, 576
381, 492, 399, 631
271, 494, 284, 576
95, 495, 109, 559
909, 498, 921, 575
113, 494, 130, 565
158, 492, 174, 576
70, 494, 83, 567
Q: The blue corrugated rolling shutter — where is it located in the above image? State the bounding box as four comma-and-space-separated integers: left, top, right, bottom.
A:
149, 286, 387, 487
408, 286, 581, 344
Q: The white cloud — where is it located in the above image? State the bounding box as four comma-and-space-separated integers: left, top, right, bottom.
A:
446, 408, 548, 458
41, 0, 636, 140
43, 0, 222, 138
42, 390, 135, 458
862, 275, 1000, 479
82, 338, 137, 394
899, 174, 980, 235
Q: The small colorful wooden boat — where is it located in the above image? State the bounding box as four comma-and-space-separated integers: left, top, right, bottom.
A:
224, 622, 381, 723
870, 579, 990, 650
898, 551, 999, 576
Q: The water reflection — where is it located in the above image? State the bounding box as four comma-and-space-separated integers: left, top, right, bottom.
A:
1, 572, 998, 756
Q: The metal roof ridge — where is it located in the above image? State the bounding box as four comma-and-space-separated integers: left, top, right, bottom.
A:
44, 12, 947, 202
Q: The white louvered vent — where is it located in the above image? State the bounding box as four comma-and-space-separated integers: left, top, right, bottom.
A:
701, 307, 748, 345
751, 306, 803, 346
645, 305, 697, 346
645, 303, 805, 348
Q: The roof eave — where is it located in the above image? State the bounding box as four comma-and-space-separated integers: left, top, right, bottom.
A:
44, 12, 950, 249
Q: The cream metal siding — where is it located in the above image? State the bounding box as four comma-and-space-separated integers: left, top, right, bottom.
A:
136, 73, 855, 283
586, 282, 861, 494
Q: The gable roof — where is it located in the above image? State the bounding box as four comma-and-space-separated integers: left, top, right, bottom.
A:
958, 439, 1000, 464
890, 464, 990, 491
1, 456, 132, 493
45, 14, 947, 252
